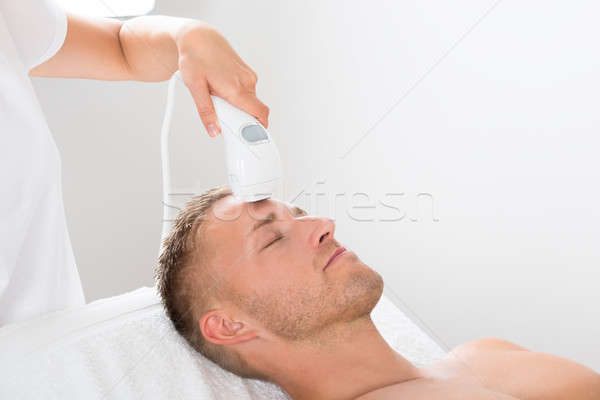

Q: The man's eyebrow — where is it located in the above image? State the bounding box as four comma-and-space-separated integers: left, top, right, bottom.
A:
247, 205, 306, 236
290, 205, 307, 217
249, 211, 276, 235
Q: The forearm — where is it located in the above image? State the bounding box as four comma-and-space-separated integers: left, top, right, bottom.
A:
118, 15, 204, 82
30, 14, 203, 82
29, 12, 269, 131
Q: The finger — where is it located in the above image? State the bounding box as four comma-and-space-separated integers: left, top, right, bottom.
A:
229, 91, 270, 128
188, 80, 221, 137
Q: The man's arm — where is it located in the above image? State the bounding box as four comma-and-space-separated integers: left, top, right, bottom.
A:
30, 14, 269, 134
451, 337, 600, 400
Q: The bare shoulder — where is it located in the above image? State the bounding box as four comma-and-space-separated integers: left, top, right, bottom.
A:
355, 378, 519, 400
357, 337, 599, 400
447, 336, 600, 400
451, 336, 530, 354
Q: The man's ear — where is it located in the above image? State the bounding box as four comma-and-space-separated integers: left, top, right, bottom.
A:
200, 310, 257, 345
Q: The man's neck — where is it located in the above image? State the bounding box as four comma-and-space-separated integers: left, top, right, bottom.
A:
257, 316, 423, 400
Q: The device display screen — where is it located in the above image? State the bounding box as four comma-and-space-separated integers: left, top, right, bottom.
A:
241, 124, 269, 143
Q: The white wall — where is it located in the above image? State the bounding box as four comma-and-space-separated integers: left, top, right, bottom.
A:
34, 0, 600, 371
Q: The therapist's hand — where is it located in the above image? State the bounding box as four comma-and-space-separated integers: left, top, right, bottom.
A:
29, 15, 269, 138
177, 23, 269, 137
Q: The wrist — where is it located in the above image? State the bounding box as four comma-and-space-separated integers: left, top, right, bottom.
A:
174, 20, 217, 57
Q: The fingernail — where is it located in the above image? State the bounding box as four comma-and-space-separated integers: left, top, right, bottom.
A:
208, 123, 220, 137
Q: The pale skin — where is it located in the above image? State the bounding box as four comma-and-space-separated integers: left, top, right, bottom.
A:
29, 13, 269, 136
196, 195, 600, 400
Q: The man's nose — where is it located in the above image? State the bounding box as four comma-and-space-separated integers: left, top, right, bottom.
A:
309, 217, 336, 248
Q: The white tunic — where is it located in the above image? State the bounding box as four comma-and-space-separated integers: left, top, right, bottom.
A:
0, 0, 85, 325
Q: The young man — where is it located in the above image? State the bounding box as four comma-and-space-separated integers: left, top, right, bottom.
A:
157, 185, 600, 400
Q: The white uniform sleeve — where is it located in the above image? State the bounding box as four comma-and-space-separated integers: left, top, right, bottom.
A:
1, 0, 68, 70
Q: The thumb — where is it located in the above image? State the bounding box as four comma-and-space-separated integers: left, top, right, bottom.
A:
188, 80, 221, 137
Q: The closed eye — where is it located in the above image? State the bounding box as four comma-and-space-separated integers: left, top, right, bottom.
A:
263, 234, 284, 250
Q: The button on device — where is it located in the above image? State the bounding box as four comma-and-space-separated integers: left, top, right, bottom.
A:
241, 124, 269, 143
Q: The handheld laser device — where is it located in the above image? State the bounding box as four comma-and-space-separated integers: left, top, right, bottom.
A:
210, 95, 282, 202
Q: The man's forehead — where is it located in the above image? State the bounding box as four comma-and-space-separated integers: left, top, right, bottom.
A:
207, 195, 300, 231
199, 196, 307, 255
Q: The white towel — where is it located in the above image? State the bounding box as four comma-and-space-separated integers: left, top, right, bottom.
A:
0, 286, 446, 399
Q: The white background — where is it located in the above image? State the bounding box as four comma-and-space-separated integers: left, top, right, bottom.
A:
33, 0, 600, 371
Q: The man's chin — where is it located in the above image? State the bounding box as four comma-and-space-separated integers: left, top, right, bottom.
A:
337, 260, 384, 322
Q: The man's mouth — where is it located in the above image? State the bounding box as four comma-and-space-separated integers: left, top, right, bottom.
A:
324, 247, 347, 271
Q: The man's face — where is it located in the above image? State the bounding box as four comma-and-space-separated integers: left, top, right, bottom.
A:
201, 195, 384, 342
